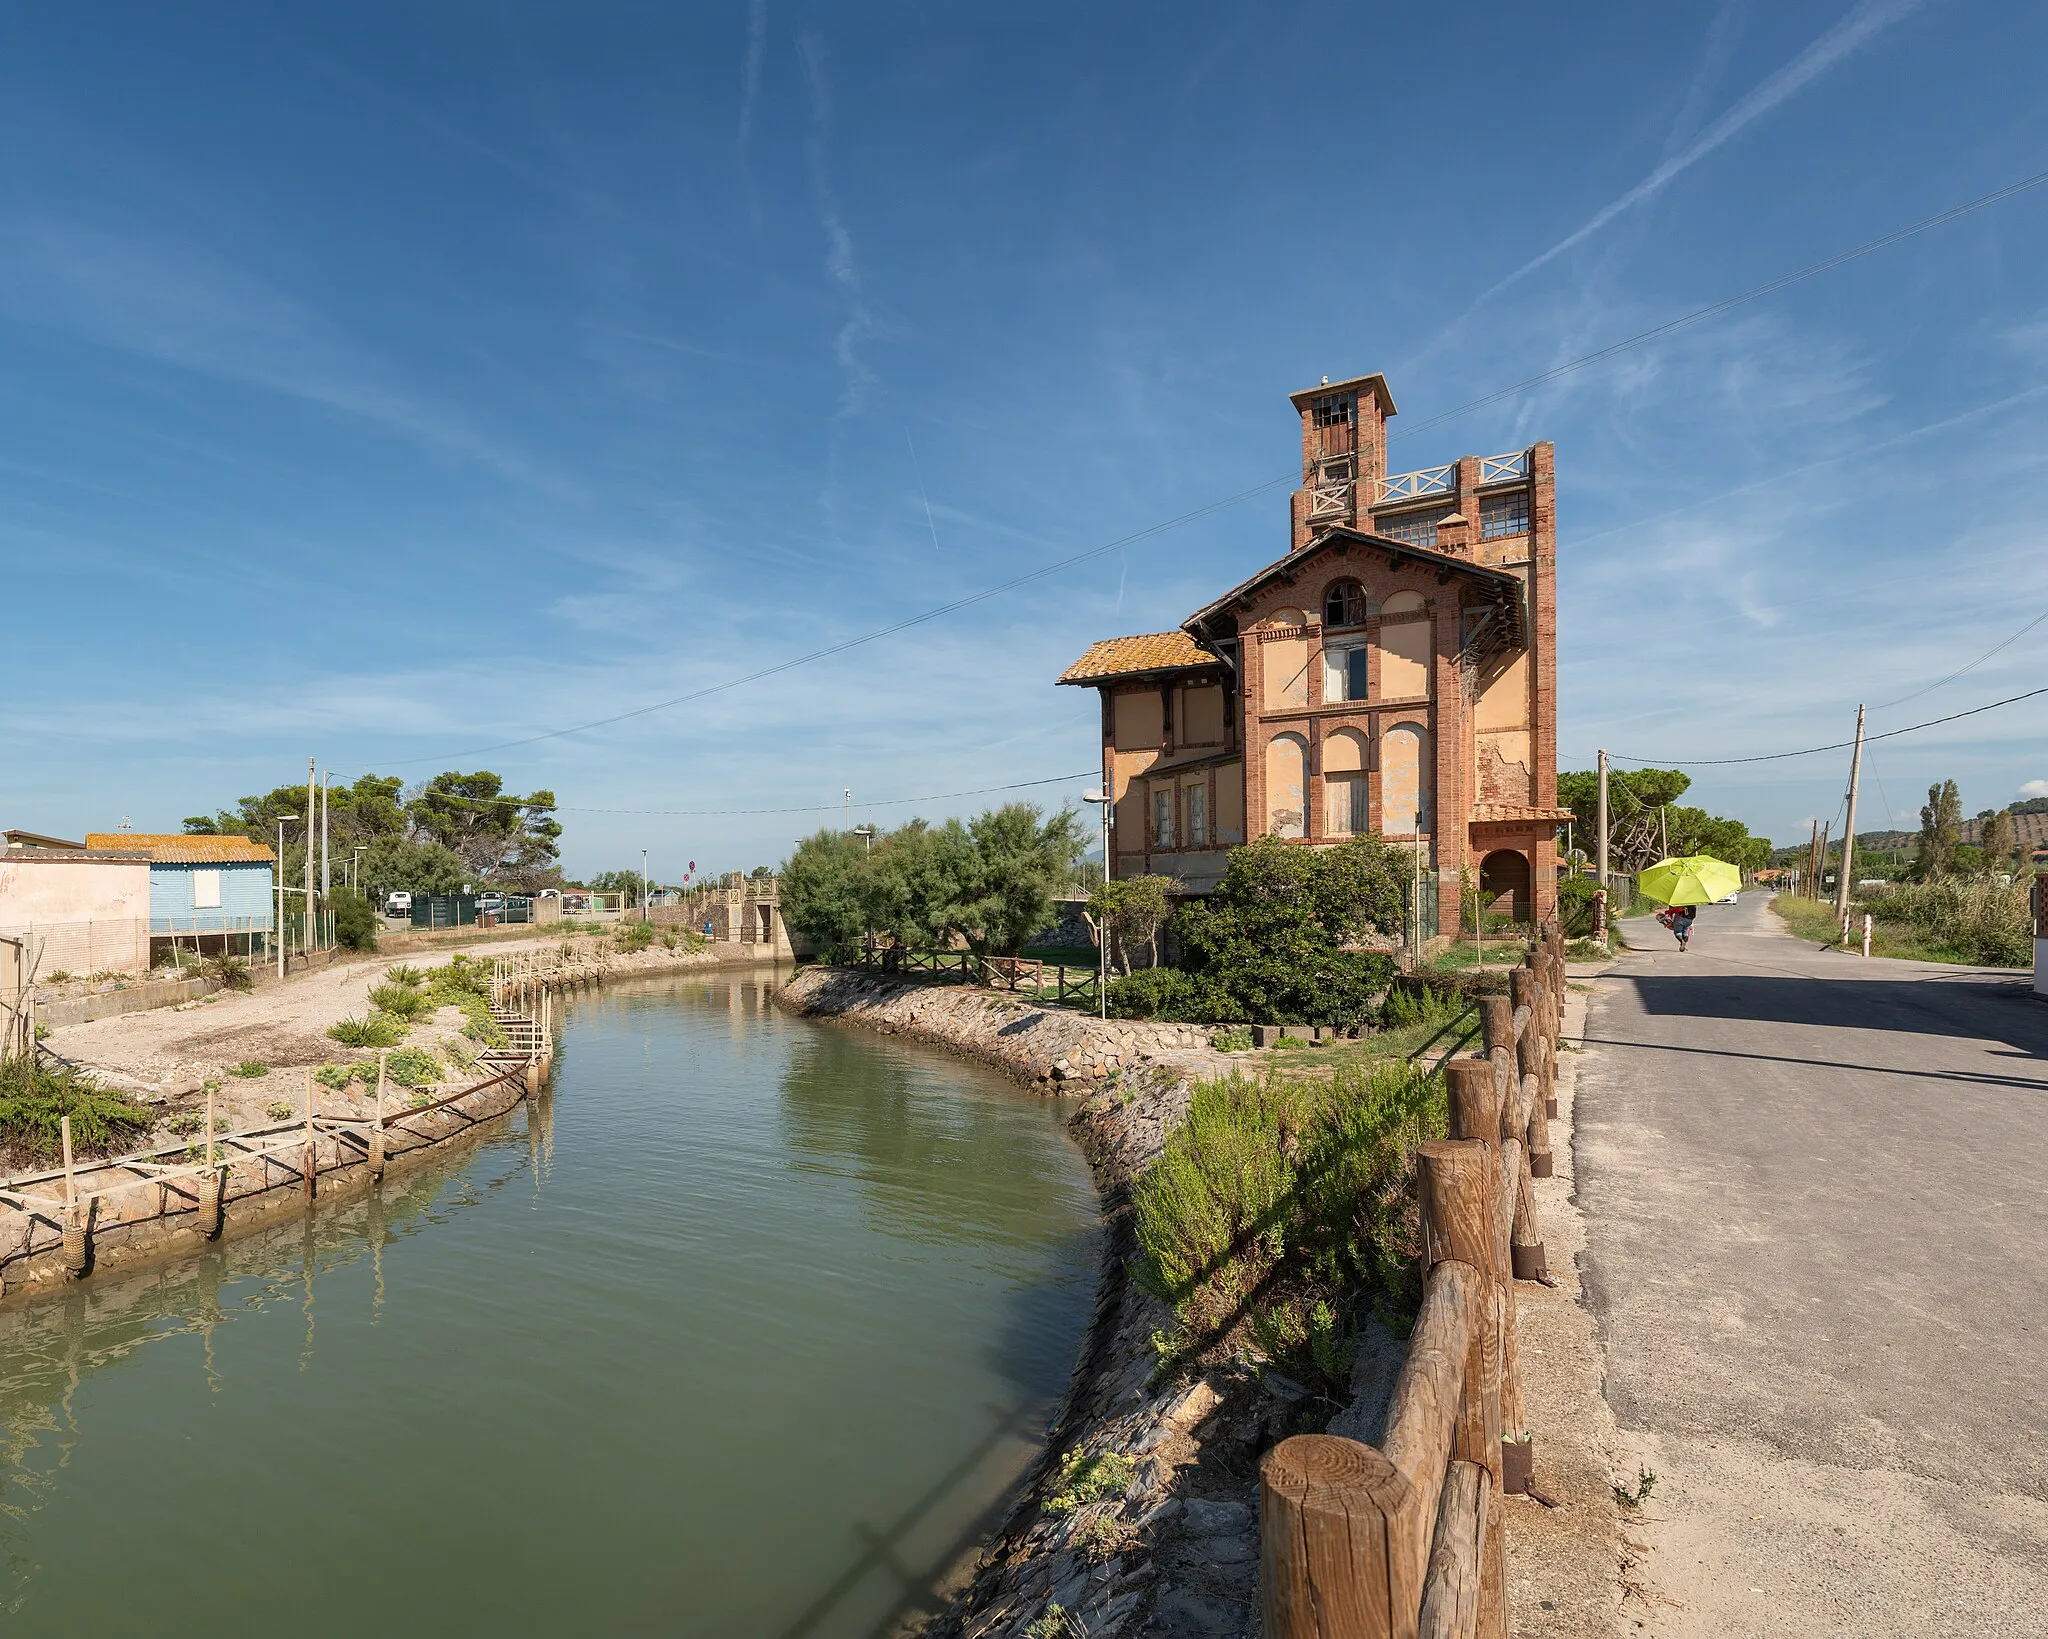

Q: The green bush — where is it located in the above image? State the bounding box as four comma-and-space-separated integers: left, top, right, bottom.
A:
368, 982, 433, 1019
615, 921, 655, 952
1105, 967, 1228, 1021
1866, 876, 2031, 965
264, 1100, 297, 1122
313, 1063, 358, 1090
1132, 1059, 1444, 1344
332, 888, 380, 952
0, 1057, 154, 1166
385, 1047, 443, 1089
383, 964, 425, 988
1379, 983, 1463, 1031
232, 1059, 268, 1077
327, 1012, 408, 1048
1556, 872, 1602, 938
1211, 1025, 1254, 1053
201, 952, 254, 991
1044, 1449, 1137, 1515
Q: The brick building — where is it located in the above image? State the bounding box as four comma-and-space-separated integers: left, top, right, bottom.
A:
1058, 372, 1568, 938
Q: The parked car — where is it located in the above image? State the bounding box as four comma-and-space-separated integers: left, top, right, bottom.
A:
563, 894, 590, 911
477, 892, 505, 914
385, 891, 413, 919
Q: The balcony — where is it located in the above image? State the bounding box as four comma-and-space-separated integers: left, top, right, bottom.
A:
1376, 449, 1530, 502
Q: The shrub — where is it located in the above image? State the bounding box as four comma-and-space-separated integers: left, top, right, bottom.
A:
313, 1063, 357, 1090
1211, 1025, 1255, 1053
385, 1047, 443, 1089
1866, 876, 2030, 966
1556, 872, 1602, 938
328, 1012, 408, 1049
1106, 967, 1228, 1022
331, 889, 380, 952
383, 964, 425, 988
232, 1060, 268, 1078
1379, 983, 1463, 1031
46, 970, 74, 984
264, 1100, 297, 1122
0, 1057, 153, 1166
615, 921, 655, 952
1044, 1449, 1137, 1515
1132, 1059, 1444, 1342
369, 982, 433, 1019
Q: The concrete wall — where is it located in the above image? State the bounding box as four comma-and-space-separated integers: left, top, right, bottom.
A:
0, 856, 152, 974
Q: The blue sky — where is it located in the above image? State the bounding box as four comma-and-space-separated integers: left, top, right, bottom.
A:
4, 0, 2046, 876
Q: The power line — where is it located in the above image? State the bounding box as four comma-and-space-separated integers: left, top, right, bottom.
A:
365, 769, 1099, 817
1605, 685, 2048, 767
383, 476, 1291, 765
388, 164, 2048, 767
1872, 602, 2048, 711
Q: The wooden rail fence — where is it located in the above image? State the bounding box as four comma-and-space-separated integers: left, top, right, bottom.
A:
0, 950, 597, 1291
1262, 923, 1568, 1639
845, 946, 1104, 1006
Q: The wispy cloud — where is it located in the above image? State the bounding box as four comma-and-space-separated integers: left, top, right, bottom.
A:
797, 30, 877, 417
1443, 0, 1925, 332
0, 214, 552, 486
737, 0, 769, 224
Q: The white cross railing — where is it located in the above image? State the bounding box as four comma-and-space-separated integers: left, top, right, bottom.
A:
1310, 483, 1351, 517
1377, 464, 1453, 502
1479, 450, 1530, 483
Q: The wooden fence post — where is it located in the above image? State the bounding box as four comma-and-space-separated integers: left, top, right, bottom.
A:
1262, 1436, 1420, 1639
60, 1114, 88, 1275
370, 1050, 387, 1176
302, 1067, 317, 1200
1419, 1141, 1502, 1489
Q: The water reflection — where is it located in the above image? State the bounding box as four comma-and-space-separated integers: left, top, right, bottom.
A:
0, 974, 1099, 1635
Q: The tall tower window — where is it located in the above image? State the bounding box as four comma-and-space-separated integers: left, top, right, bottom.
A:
1311, 395, 1352, 428
1480, 489, 1531, 540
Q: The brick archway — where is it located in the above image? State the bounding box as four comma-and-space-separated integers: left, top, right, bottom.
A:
1480, 848, 1532, 925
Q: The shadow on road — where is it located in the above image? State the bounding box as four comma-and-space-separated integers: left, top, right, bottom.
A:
1620, 970, 2048, 1057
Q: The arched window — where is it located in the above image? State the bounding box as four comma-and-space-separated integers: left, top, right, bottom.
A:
1323, 729, 1369, 837
1324, 579, 1366, 628
1380, 722, 1431, 836
1266, 734, 1307, 839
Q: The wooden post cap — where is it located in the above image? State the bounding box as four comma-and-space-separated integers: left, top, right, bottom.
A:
1446, 1058, 1500, 1147
1262, 1435, 1416, 1639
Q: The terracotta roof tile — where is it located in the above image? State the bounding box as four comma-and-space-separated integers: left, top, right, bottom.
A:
84, 833, 278, 864
1058, 631, 1221, 684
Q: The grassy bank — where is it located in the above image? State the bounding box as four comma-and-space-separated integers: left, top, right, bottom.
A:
1772, 885, 2030, 966
1131, 1038, 1449, 1410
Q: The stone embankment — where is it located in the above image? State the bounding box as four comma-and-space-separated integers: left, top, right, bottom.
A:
780, 967, 1325, 1638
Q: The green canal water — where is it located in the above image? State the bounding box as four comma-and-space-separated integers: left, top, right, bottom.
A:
0, 972, 1102, 1635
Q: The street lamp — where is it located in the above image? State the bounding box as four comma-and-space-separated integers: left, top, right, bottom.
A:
275, 816, 299, 982
1081, 789, 1111, 1019
852, 825, 875, 854
642, 848, 649, 923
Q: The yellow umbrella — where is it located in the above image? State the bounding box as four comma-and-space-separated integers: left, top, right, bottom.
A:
1637, 855, 1742, 906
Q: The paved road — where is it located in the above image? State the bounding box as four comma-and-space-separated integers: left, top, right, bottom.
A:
1576, 894, 2048, 1637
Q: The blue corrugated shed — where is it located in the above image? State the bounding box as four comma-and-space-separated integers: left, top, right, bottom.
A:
86, 833, 277, 933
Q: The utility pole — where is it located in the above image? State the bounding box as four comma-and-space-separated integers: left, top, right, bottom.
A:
642, 848, 650, 923
1594, 750, 1610, 939
1806, 820, 1820, 901
276, 815, 298, 981
1834, 704, 1866, 928
320, 771, 332, 940
305, 758, 317, 959
843, 789, 851, 833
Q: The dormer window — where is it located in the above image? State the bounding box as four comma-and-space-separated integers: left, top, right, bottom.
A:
1324, 579, 1367, 628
